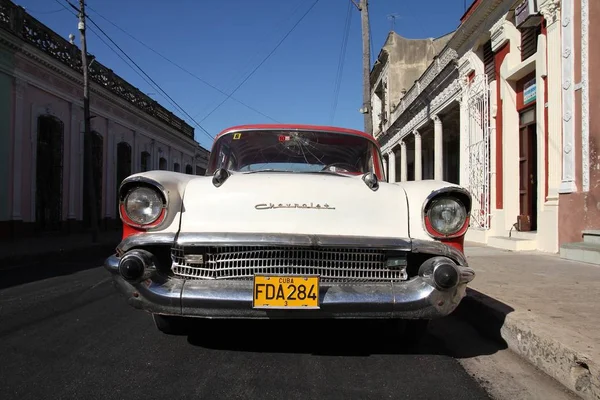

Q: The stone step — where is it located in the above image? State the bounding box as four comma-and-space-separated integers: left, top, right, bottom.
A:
487, 236, 538, 251
505, 230, 537, 241
582, 230, 600, 244
560, 241, 600, 265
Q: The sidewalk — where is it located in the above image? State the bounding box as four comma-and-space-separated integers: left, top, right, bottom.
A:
456, 243, 600, 400
0, 230, 121, 269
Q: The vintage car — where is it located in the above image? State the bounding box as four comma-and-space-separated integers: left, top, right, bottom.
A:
104, 124, 475, 338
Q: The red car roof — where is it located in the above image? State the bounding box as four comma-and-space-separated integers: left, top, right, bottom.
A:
215, 124, 380, 146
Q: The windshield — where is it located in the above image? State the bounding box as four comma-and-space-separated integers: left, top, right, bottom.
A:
206, 129, 384, 178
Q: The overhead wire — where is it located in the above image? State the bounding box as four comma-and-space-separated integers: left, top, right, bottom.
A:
84, 4, 282, 124
329, 0, 352, 125
55, 0, 215, 142
51, 0, 181, 112
188, 0, 308, 120
195, 0, 321, 124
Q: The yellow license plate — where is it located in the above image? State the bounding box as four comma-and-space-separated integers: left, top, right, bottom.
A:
252, 275, 320, 309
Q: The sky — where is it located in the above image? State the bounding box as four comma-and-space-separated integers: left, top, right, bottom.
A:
16, 0, 468, 150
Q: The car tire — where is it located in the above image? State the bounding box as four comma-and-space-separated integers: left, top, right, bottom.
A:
152, 314, 188, 335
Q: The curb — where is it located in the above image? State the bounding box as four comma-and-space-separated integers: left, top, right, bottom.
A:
0, 242, 118, 270
454, 288, 599, 400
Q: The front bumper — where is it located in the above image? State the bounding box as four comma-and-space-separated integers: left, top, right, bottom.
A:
104, 236, 475, 320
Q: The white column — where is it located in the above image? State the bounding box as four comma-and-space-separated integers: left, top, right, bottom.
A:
388, 149, 396, 183
382, 157, 388, 181
11, 78, 26, 220
432, 114, 443, 181
68, 103, 78, 219
538, 2, 562, 199
414, 130, 422, 181
559, 0, 576, 193
400, 141, 407, 182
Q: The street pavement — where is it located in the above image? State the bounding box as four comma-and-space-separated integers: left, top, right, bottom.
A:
0, 257, 575, 400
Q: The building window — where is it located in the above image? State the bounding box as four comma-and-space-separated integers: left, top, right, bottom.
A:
196, 165, 206, 176
141, 151, 150, 172
520, 24, 542, 61
185, 164, 193, 174
159, 157, 167, 170
483, 40, 494, 83
173, 162, 180, 172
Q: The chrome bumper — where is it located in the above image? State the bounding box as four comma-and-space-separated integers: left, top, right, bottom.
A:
104, 252, 474, 320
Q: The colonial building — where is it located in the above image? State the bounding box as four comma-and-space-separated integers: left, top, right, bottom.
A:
0, 0, 209, 240
558, 0, 598, 263
374, 0, 563, 253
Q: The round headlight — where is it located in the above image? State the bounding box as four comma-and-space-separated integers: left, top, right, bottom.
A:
427, 198, 467, 236
123, 186, 164, 225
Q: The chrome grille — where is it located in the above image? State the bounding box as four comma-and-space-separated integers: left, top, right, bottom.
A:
171, 245, 408, 283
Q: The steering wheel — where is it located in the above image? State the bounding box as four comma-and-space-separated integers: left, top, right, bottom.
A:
320, 162, 359, 173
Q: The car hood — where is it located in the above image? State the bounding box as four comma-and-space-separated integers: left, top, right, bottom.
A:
179, 172, 409, 238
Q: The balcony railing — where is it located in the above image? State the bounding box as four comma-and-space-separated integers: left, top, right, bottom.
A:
0, 0, 195, 139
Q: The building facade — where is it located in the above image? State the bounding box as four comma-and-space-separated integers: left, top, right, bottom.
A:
557, 0, 597, 260
0, 0, 209, 240
374, 0, 563, 253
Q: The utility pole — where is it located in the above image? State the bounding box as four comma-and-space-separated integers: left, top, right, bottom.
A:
79, 0, 98, 242
352, 0, 372, 135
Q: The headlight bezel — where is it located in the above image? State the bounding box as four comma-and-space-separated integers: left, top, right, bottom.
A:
422, 188, 471, 239
118, 180, 168, 229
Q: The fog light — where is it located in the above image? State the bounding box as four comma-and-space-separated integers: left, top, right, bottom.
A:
433, 263, 459, 290
118, 250, 156, 281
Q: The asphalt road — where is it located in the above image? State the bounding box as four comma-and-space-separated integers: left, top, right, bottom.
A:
0, 258, 492, 400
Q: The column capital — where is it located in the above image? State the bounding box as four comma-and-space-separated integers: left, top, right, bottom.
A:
400, 140, 406, 147
15, 77, 27, 99
431, 114, 441, 124
539, 0, 560, 26
413, 130, 420, 138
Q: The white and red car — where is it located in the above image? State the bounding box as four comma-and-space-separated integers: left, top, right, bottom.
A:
104, 124, 475, 337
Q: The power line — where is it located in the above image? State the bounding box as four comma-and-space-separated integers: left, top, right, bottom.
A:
329, 0, 352, 124
84, 4, 282, 124
84, 14, 214, 140
56, 0, 214, 141
187, 0, 307, 120
196, 0, 321, 124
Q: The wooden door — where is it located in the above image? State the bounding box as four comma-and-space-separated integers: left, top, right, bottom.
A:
518, 123, 537, 231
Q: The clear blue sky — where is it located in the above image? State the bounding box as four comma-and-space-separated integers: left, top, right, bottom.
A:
17, 0, 467, 150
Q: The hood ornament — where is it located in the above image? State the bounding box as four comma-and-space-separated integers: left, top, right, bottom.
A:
212, 168, 230, 187
362, 171, 379, 191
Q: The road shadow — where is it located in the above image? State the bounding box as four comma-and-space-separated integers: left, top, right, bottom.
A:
449, 288, 513, 350
0, 246, 115, 290
185, 314, 508, 358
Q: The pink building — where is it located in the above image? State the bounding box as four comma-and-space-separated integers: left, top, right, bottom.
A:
0, 0, 209, 240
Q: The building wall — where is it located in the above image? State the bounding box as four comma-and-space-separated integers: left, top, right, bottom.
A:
0, 43, 208, 239
371, 31, 453, 136
0, 72, 12, 225
0, 43, 14, 234
558, 0, 596, 245
455, 0, 562, 253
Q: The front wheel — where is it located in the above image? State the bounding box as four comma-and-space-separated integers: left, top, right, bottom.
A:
152, 314, 189, 335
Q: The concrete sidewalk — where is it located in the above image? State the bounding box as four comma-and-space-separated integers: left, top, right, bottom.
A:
0, 231, 121, 269
456, 243, 600, 400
